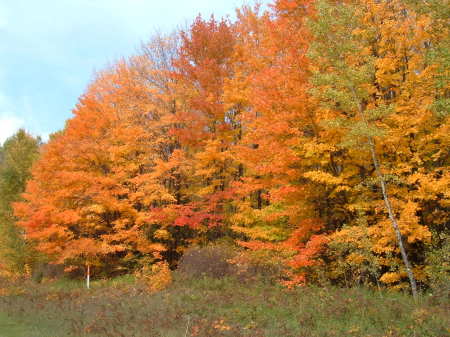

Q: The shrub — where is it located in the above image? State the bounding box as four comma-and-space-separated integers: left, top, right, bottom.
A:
31, 263, 65, 283
136, 261, 172, 293
176, 244, 237, 279
228, 249, 286, 283
177, 244, 286, 283
425, 232, 450, 302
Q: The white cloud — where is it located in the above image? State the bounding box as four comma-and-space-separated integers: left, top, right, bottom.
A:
0, 114, 24, 145
39, 132, 50, 143
0, 84, 24, 145
0, 90, 51, 144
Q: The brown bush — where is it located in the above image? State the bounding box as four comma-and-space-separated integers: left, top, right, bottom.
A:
176, 244, 286, 283
176, 244, 237, 279
228, 249, 286, 283
32, 263, 65, 282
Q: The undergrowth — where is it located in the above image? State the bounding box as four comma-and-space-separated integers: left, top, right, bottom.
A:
0, 274, 448, 337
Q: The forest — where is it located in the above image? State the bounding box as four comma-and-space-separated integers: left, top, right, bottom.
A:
0, 0, 448, 335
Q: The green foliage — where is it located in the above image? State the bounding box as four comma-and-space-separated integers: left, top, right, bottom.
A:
425, 232, 450, 301
0, 130, 41, 275
0, 130, 41, 209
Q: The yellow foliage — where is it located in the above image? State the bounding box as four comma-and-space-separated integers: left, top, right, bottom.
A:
213, 319, 232, 331
154, 229, 170, 240
136, 261, 172, 293
303, 171, 343, 186
380, 272, 401, 284
346, 253, 367, 265
231, 225, 280, 242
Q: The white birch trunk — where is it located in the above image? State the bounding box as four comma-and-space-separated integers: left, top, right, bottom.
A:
352, 90, 418, 300
86, 263, 90, 289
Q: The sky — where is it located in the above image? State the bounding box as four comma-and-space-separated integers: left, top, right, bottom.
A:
0, 0, 269, 145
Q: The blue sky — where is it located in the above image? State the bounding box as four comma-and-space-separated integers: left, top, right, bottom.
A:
0, 0, 268, 145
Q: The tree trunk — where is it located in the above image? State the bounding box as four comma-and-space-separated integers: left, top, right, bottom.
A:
353, 89, 418, 300
368, 139, 418, 301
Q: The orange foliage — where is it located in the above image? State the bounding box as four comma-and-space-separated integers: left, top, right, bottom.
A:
11, 0, 448, 289
15, 57, 177, 271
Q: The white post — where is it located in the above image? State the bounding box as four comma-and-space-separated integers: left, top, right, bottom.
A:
86, 263, 90, 289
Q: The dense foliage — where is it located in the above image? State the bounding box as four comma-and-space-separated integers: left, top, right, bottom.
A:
0, 130, 41, 276
4, 0, 449, 294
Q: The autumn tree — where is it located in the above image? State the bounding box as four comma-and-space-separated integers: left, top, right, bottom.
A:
15, 35, 181, 279
307, 0, 449, 297
11, 0, 448, 293
155, 15, 240, 245
219, 2, 334, 285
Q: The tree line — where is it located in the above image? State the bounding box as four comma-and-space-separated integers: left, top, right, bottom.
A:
1, 0, 448, 296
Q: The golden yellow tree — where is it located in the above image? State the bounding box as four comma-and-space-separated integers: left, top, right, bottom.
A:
308, 0, 449, 297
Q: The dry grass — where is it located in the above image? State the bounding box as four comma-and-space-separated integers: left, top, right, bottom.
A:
0, 273, 448, 337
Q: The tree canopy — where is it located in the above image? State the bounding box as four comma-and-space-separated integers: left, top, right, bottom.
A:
5, 0, 449, 293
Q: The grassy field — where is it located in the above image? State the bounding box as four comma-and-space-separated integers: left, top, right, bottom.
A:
0, 312, 30, 337
0, 275, 448, 337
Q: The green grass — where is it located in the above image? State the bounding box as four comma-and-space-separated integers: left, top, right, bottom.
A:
0, 312, 35, 337
43, 273, 136, 291
0, 275, 448, 337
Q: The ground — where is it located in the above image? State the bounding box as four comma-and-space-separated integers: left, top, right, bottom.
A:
0, 275, 448, 337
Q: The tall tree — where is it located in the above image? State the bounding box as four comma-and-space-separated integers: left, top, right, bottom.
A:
157, 15, 239, 243
223, 2, 330, 284
15, 35, 181, 277
307, 0, 449, 298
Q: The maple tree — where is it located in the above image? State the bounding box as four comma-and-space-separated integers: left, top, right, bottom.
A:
154, 15, 240, 244
15, 36, 180, 278
217, 2, 331, 285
